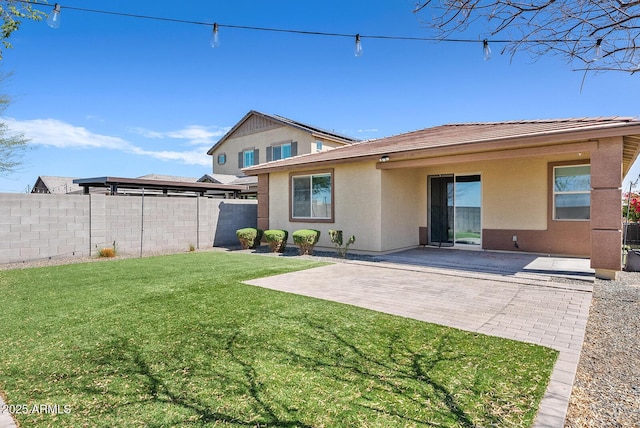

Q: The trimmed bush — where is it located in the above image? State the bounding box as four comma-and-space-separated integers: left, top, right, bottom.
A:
263, 229, 288, 253
293, 229, 321, 255
329, 230, 356, 258
236, 228, 263, 250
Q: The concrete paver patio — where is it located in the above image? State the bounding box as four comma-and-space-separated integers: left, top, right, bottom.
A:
245, 256, 593, 428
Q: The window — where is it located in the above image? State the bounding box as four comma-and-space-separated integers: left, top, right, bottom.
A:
243, 150, 254, 167
238, 149, 259, 168
553, 165, 590, 220
267, 141, 297, 162
291, 171, 333, 221
316, 141, 323, 152
273, 143, 291, 161
217, 153, 226, 165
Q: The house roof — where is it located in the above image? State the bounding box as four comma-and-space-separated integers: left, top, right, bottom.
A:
137, 174, 199, 183
243, 117, 640, 176
32, 176, 83, 194
206, 110, 359, 155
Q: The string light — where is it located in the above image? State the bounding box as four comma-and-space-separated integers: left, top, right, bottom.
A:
46, 3, 61, 29
210, 23, 220, 48
594, 38, 603, 61
22, 0, 594, 56
483, 39, 491, 61
354, 34, 363, 57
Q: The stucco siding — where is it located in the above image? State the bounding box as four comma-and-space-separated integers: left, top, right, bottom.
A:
266, 152, 594, 255
268, 162, 383, 252
211, 127, 349, 176
480, 158, 549, 230
334, 162, 382, 251
380, 169, 423, 251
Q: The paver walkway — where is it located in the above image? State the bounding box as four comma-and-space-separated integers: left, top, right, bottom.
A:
246, 259, 593, 428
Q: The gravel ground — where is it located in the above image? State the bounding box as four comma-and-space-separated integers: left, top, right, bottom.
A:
564, 272, 640, 428
2, 249, 639, 426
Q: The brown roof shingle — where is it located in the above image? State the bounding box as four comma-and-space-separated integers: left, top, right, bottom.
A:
243, 117, 640, 174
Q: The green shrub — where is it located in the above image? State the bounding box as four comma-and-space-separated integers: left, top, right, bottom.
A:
236, 228, 263, 250
293, 229, 321, 255
263, 229, 288, 253
329, 230, 356, 258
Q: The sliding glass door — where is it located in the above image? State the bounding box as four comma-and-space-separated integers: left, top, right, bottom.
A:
429, 174, 481, 247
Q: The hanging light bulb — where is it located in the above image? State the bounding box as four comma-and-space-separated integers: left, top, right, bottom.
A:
483, 39, 491, 61
47, 3, 61, 29
354, 34, 363, 57
593, 38, 602, 61
210, 23, 220, 48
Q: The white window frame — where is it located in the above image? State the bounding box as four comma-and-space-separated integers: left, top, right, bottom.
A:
290, 170, 334, 222
273, 143, 292, 161
553, 164, 591, 221
243, 150, 254, 168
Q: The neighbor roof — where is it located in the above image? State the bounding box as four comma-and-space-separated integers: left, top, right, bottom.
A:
243, 117, 640, 175
32, 176, 82, 194
206, 110, 359, 155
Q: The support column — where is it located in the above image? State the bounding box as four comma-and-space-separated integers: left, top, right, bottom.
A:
257, 174, 269, 231
590, 137, 623, 280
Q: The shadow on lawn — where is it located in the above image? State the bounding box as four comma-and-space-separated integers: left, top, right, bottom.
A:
77, 336, 313, 427
273, 314, 486, 427
81, 317, 520, 427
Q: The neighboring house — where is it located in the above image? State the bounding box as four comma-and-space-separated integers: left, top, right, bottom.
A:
244, 117, 640, 280
206, 110, 359, 176
31, 176, 83, 194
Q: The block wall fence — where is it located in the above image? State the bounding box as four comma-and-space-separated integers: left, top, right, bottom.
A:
0, 193, 257, 264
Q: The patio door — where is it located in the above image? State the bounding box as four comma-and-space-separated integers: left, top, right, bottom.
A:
428, 174, 481, 247
429, 175, 454, 246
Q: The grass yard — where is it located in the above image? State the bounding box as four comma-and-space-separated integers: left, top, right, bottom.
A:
0, 252, 557, 427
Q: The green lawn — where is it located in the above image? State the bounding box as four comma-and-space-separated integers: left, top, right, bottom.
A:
0, 252, 557, 427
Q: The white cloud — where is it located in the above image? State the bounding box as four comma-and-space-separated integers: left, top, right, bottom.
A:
5, 117, 131, 150
129, 147, 210, 166
130, 125, 230, 146
3, 117, 211, 166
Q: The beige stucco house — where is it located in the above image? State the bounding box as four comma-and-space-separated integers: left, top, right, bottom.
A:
244, 117, 640, 280
207, 110, 358, 176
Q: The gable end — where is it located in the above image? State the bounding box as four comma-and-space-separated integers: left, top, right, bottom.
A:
232, 114, 283, 139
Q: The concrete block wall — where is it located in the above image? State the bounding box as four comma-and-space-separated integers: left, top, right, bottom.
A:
0, 193, 91, 263
0, 193, 257, 264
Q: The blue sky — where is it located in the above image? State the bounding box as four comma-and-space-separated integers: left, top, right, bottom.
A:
1, 0, 639, 193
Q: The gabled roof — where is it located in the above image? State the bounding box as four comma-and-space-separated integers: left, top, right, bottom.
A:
243, 117, 640, 176
206, 110, 359, 155
32, 176, 82, 194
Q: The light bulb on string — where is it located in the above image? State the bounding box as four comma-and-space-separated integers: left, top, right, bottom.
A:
210, 23, 220, 48
593, 38, 602, 61
47, 3, 61, 29
483, 39, 491, 61
354, 34, 363, 57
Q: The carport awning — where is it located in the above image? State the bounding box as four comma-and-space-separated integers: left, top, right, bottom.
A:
73, 176, 246, 196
